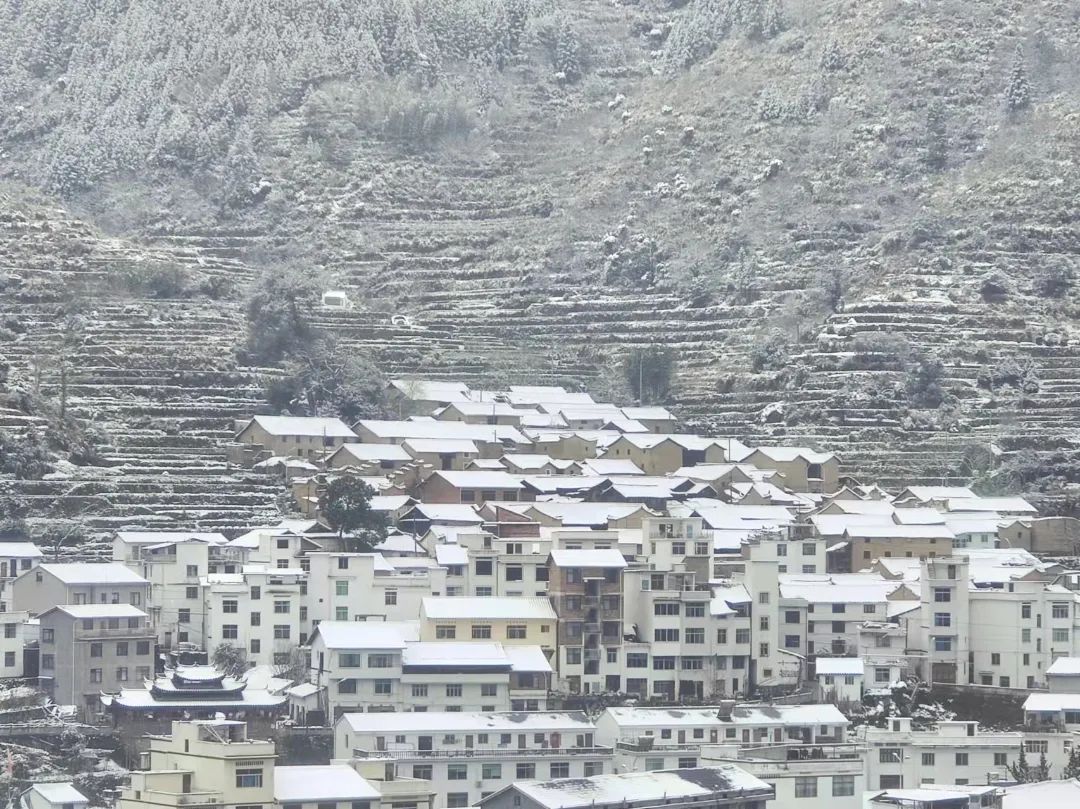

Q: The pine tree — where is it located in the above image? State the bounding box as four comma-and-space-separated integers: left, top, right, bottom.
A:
1008, 745, 1032, 782
925, 102, 947, 170
1036, 751, 1051, 781
1063, 746, 1080, 780
1005, 44, 1031, 112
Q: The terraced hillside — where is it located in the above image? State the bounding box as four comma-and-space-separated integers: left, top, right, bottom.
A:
1, 0, 1079, 526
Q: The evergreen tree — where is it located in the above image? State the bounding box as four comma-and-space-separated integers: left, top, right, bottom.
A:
1036, 751, 1051, 781
924, 102, 947, 170
1062, 746, 1080, 780
319, 475, 389, 550
1005, 44, 1031, 112
1008, 745, 1032, 782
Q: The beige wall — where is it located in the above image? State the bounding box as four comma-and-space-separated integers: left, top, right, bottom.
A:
237, 422, 352, 460
418, 615, 554, 651
853, 536, 953, 565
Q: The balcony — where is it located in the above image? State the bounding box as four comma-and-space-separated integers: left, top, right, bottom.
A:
353, 746, 612, 760
130, 790, 225, 807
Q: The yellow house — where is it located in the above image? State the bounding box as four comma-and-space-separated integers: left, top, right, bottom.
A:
601, 434, 727, 475
234, 415, 357, 460
738, 447, 840, 493
419, 596, 556, 655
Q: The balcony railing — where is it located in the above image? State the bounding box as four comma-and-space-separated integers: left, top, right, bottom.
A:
354, 746, 612, 760
136, 790, 224, 807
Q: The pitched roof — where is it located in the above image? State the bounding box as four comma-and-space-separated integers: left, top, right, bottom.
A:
29, 784, 88, 805
245, 415, 356, 438
503, 645, 554, 673
340, 710, 593, 734
428, 470, 524, 489
402, 642, 511, 669
1047, 657, 1080, 676
422, 596, 556, 621
46, 604, 148, 620
35, 563, 147, 585
491, 766, 772, 809
815, 658, 864, 676
402, 438, 480, 454
390, 380, 471, 402
355, 420, 528, 444
311, 621, 407, 650
329, 443, 411, 462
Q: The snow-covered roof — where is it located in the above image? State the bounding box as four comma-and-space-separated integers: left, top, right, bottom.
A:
245, 415, 356, 438
428, 470, 523, 489
946, 496, 1037, 514
1046, 657, 1080, 676
549, 548, 627, 569
742, 446, 836, 465
506, 386, 594, 406
892, 508, 947, 525
601, 706, 732, 728
779, 573, 902, 604
842, 523, 955, 540
501, 454, 565, 470
356, 420, 528, 444
815, 658, 864, 676
106, 688, 285, 709
440, 401, 532, 418
579, 459, 644, 476
369, 495, 412, 513
403, 438, 480, 455
340, 710, 591, 734
822, 500, 896, 516
29, 783, 88, 805
710, 584, 751, 616
422, 596, 556, 621
406, 504, 483, 524
402, 642, 510, 669
313, 621, 407, 650
527, 502, 652, 526
330, 443, 411, 463
274, 765, 380, 803
1024, 693, 1080, 712
36, 563, 147, 585
287, 682, 320, 698
1001, 778, 1080, 808
728, 703, 847, 726
621, 406, 675, 421
499, 766, 771, 809
48, 604, 148, 620
0, 542, 43, 558
504, 645, 553, 673
895, 486, 976, 502
434, 544, 469, 566
115, 531, 227, 546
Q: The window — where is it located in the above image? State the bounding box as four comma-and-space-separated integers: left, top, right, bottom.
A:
994, 753, 1008, 766
991, 652, 1001, 665
794, 777, 817, 798
385, 590, 397, 606
1000, 676, 1011, 687
654, 602, 680, 616
481, 684, 498, 697
759, 643, 769, 658
735, 628, 750, 644
2, 652, 12, 667
875, 667, 890, 684
879, 749, 902, 763
776, 543, 787, 557
832, 776, 854, 797
516, 763, 535, 779
802, 564, 816, 574
337, 680, 357, 694
251, 611, 262, 626
644, 758, 664, 772
41, 654, 54, 670
626, 653, 648, 668
446, 684, 463, 697
222, 625, 238, 640
269, 599, 290, 614
368, 654, 393, 668
186, 586, 198, 600
250, 639, 261, 654
1022, 603, 1032, 619
880, 776, 902, 789
337, 557, 349, 570
685, 602, 706, 618
682, 657, 704, 670
671, 542, 686, 556
933, 587, 951, 603
222, 599, 238, 613
335, 581, 349, 596
585, 761, 604, 777
186, 565, 198, 577
116, 667, 128, 681
785, 635, 800, 649
678, 757, 697, 769
760, 617, 769, 631
831, 621, 845, 633
436, 625, 456, 640
89, 668, 102, 683
1052, 603, 1070, 619
717, 629, 728, 644
116, 642, 128, 656
1053, 628, 1070, 643
250, 586, 261, 600
506, 565, 523, 582
922, 752, 935, 766
804, 544, 817, 556
955, 753, 968, 766
42, 629, 54, 643
482, 763, 502, 780
1025, 740, 1048, 754
550, 762, 569, 778
652, 657, 676, 670
566, 648, 581, 665
90, 643, 102, 658
412, 765, 432, 780
475, 559, 493, 576
446, 796, 469, 809
759, 592, 769, 604
236, 769, 263, 788
178, 608, 190, 624
373, 680, 392, 696
273, 625, 290, 639
685, 628, 704, 644
934, 612, 951, 627
447, 764, 467, 781
506, 625, 527, 639
934, 636, 952, 652
785, 610, 800, 624
1022, 628, 1032, 643
472, 624, 492, 639
654, 628, 679, 642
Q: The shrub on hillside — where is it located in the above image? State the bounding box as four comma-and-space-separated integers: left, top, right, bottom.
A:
265, 340, 388, 422
624, 345, 677, 404
1033, 263, 1073, 299
244, 268, 322, 364
844, 332, 912, 371
0, 431, 53, 479
749, 329, 789, 373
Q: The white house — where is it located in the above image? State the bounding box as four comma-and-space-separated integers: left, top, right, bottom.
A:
814, 657, 864, 705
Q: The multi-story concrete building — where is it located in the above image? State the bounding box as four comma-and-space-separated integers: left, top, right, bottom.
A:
12, 563, 150, 617
0, 542, 42, 611
418, 597, 555, 653
202, 566, 305, 665
547, 548, 626, 693
38, 604, 154, 718
0, 610, 32, 678
857, 717, 1075, 791
337, 711, 611, 809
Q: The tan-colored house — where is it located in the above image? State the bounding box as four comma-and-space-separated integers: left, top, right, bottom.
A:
620, 406, 678, 433
387, 379, 471, 417
235, 415, 357, 460
601, 434, 727, 475
419, 596, 556, 653
736, 447, 840, 493
435, 401, 533, 426
324, 443, 411, 472
416, 470, 531, 505
402, 438, 480, 471
845, 523, 955, 565
354, 420, 530, 458
524, 430, 601, 461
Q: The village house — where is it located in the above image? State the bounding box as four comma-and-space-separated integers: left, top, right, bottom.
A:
733, 447, 839, 493
235, 415, 358, 460
419, 597, 556, 654
402, 439, 481, 471
13, 563, 150, 617
416, 470, 529, 505
325, 443, 413, 472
